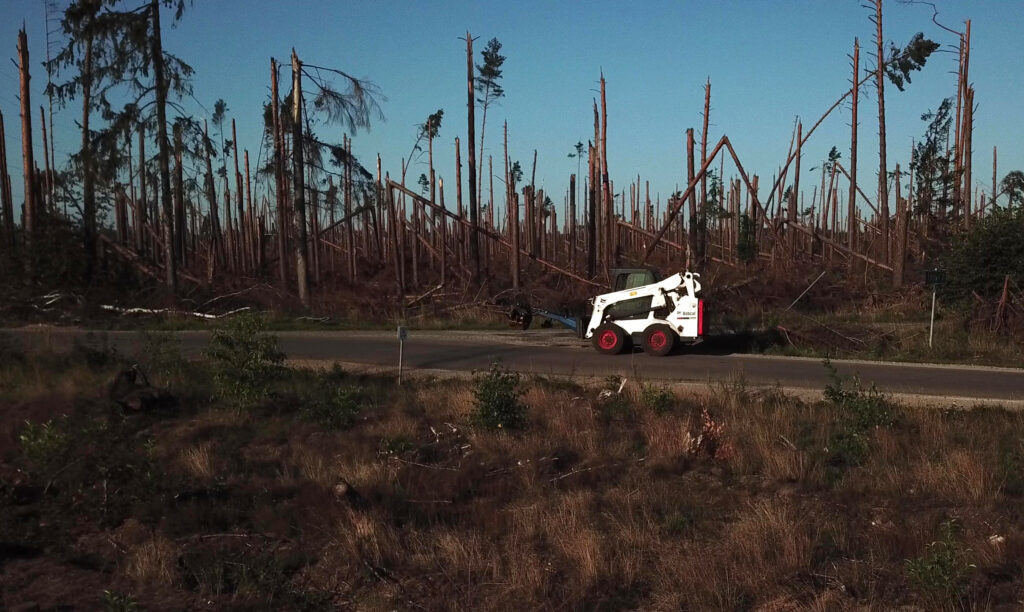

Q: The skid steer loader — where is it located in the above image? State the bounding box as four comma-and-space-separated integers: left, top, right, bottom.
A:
583, 268, 704, 356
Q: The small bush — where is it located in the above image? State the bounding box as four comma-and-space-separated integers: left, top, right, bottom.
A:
19, 417, 72, 477
101, 590, 140, 612
140, 330, 187, 385
473, 362, 526, 430
206, 313, 285, 406
303, 385, 363, 430
823, 361, 897, 431
905, 520, 975, 606
640, 383, 675, 414
822, 360, 898, 479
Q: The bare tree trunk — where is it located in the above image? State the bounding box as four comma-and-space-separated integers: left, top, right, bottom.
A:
699, 79, 710, 263
505, 122, 519, 289
0, 111, 13, 250
600, 74, 613, 272
790, 122, 802, 257
686, 128, 697, 265
873, 1, 890, 264
991, 145, 997, 207
231, 119, 245, 271
150, 0, 177, 293
346, 136, 356, 281
271, 59, 288, 286
465, 32, 480, 281
587, 143, 597, 279
455, 138, 464, 268
290, 50, 310, 307
439, 177, 447, 285
80, 30, 97, 277
38, 107, 50, 215
893, 164, 907, 286
569, 173, 576, 273
18, 29, 36, 262
173, 122, 185, 266
963, 86, 974, 229
849, 38, 859, 258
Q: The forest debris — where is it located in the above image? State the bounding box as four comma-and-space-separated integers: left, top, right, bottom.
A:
99, 304, 252, 319
108, 365, 174, 412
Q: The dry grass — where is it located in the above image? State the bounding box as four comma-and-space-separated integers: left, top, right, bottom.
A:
124, 535, 179, 586
4, 348, 1024, 610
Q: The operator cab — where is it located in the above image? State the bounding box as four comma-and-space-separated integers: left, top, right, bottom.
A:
610, 267, 661, 292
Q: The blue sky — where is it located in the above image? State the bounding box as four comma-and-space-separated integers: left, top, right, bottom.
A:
1, 0, 1022, 222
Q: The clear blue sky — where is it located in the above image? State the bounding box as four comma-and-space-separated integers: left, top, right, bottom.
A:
2, 0, 1022, 223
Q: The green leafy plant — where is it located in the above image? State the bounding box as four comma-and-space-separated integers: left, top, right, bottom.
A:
206, 313, 285, 406
822, 360, 898, 478
303, 385, 363, 430
140, 330, 187, 385
640, 383, 675, 414
102, 590, 140, 612
905, 520, 974, 606
473, 361, 525, 430
19, 417, 72, 477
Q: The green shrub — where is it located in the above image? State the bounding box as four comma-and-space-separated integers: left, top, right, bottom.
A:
905, 520, 974, 606
822, 360, 899, 479
943, 206, 1024, 302
206, 313, 284, 406
640, 383, 675, 414
140, 330, 187, 385
473, 362, 525, 430
19, 417, 72, 477
102, 590, 140, 612
303, 385, 363, 430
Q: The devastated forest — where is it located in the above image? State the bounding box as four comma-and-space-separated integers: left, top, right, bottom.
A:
0, 0, 1022, 352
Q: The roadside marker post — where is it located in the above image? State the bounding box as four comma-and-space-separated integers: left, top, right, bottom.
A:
925, 269, 946, 349
397, 326, 408, 384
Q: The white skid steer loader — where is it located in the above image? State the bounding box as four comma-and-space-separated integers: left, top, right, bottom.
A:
584, 268, 704, 356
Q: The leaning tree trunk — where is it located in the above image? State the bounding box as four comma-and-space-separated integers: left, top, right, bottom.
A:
150, 0, 177, 293
290, 50, 310, 308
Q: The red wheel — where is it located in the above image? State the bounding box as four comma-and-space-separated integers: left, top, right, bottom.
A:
642, 324, 677, 356
592, 323, 629, 355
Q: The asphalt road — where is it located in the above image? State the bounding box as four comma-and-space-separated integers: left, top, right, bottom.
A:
6, 327, 1024, 403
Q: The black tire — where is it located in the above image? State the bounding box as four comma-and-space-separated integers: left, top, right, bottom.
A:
641, 324, 677, 356
592, 323, 629, 355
